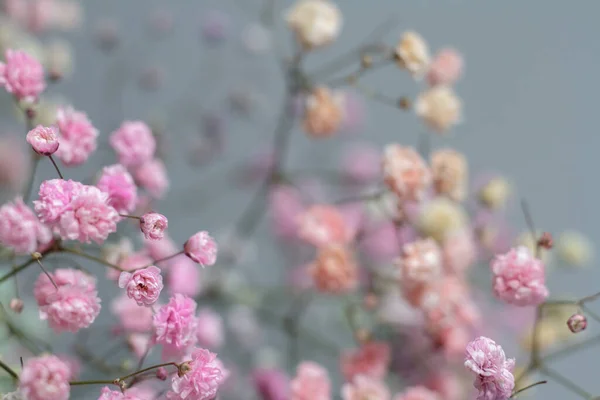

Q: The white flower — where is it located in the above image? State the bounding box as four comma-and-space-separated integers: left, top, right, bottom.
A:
285, 0, 342, 49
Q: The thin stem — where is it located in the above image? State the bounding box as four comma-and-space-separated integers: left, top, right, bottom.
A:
59, 247, 125, 272
510, 380, 547, 398
35, 258, 57, 289
70, 380, 115, 386
578, 291, 600, 305
48, 155, 64, 179
0, 257, 37, 284
118, 362, 178, 382
540, 366, 591, 399
23, 154, 41, 203
119, 214, 142, 221
147, 251, 184, 268
0, 359, 18, 380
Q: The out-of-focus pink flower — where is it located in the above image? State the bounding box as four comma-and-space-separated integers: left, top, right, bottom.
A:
134, 158, 169, 199
383, 144, 431, 201
55, 106, 99, 166
167, 255, 202, 297
427, 48, 463, 87
268, 185, 305, 240
196, 308, 224, 349
153, 294, 198, 359
19, 355, 71, 400
0, 197, 52, 254
98, 386, 131, 400
110, 121, 156, 167
26, 125, 59, 155
361, 222, 412, 262
0, 135, 28, 190
430, 148, 467, 202
415, 86, 462, 134
56, 354, 81, 380
290, 361, 331, 400
303, 86, 343, 138
395, 31, 430, 79
184, 231, 218, 266
443, 229, 476, 274
309, 245, 358, 294
287, 264, 314, 292
339, 90, 366, 133
145, 232, 179, 262
111, 294, 153, 333
340, 341, 391, 382
96, 164, 138, 214
393, 386, 441, 400
167, 348, 226, 400
9, 298, 24, 313
140, 212, 168, 240
34, 268, 95, 306
298, 205, 350, 247
341, 375, 390, 400
340, 144, 380, 183
424, 371, 464, 400
39, 282, 101, 333
397, 238, 442, 288
127, 333, 152, 360
34, 179, 119, 244
490, 246, 549, 306
118, 266, 163, 307
253, 368, 290, 400
0, 49, 46, 102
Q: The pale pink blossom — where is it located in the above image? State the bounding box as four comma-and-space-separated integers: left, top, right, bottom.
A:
34, 179, 119, 244
298, 205, 349, 247
341, 375, 390, 400
118, 266, 164, 306
167, 348, 226, 400
196, 308, 224, 349
19, 355, 70, 400
184, 231, 218, 266
361, 222, 413, 262
9, 298, 24, 313
110, 121, 156, 167
490, 246, 549, 306
0, 135, 28, 190
55, 106, 99, 166
309, 245, 358, 294
127, 334, 152, 360
268, 185, 305, 240
427, 48, 463, 87
397, 238, 442, 288
41, 284, 102, 332
430, 148, 467, 202
111, 294, 153, 333
285, 0, 342, 50
26, 125, 59, 155
303, 86, 343, 138
134, 158, 169, 199
153, 294, 198, 359
167, 256, 202, 297
140, 212, 168, 240
443, 229, 476, 274
395, 31, 430, 79
98, 385, 151, 400
424, 371, 464, 400
96, 164, 138, 214
341, 144, 380, 183
253, 368, 290, 400
290, 361, 331, 400
471, 369, 515, 400
340, 341, 391, 382
393, 386, 441, 400
465, 336, 514, 378
0, 197, 52, 254
383, 144, 431, 200
0, 49, 46, 102
34, 268, 96, 308
415, 86, 462, 133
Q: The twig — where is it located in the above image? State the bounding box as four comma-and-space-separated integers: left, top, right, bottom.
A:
0, 359, 18, 380
510, 380, 546, 398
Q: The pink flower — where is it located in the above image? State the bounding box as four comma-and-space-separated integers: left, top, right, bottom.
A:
0, 197, 52, 254
96, 164, 138, 214
111, 294, 153, 333
184, 231, 218, 266
567, 313, 587, 333
397, 238, 442, 288
0, 49, 45, 102
127, 333, 152, 360
134, 158, 169, 199
98, 386, 149, 400
253, 368, 290, 400
26, 125, 59, 155
393, 386, 441, 400
341, 375, 390, 400
140, 212, 168, 240
19, 355, 70, 400
268, 185, 305, 240
290, 361, 331, 400
34, 179, 119, 244
490, 246, 549, 306
42, 283, 102, 332
442, 229, 476, 274
309, 245, 359, 294
153, 294, 198, 359
196, 308, 224, 349
118, 266, 164, 306
340, 341, 391, 382
34, 268, 96, 307
298, 205, 349, 247
55, 106, 99, 166
110, 121, 156, 167
340, 144, 380, 183
0, 135, 28, 190
383, 144, 431, 201
426, 48, 463, 87
168, 256, 202, 297
167, 348, 226, 400
465, 336, 514, 378
472, 369, 515, 400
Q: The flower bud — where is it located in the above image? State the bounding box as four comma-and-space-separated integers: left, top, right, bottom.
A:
9, 298, 24, 313
567, 313, 587, 333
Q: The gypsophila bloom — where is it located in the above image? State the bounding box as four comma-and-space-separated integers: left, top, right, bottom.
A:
291, 361, 331, 400
567, 313, 587, 333
26, 125, 59, 155
397, 238, 443, 287
303, 86, 343, 138
426, 48, 464, 87
110, 121, 156, 167
111, 294, 153, 332
34, 268, 96, 306
395, 31, 430, 79
140, 212, 168, 240
285, 0, 341, 50
19, 355, 70, 400
0, 49, 46, 101
310, 245, 358, 294
96, 164, 138, 214
465, 336, 514, 377
167, 348, 226, 400
153, 294, 198, 359
34, 179, 119, 244
168, 255, 202, 297
55, 106, 99, 166
298, 205, 349, 247
342, 375, 390, 400
383, 144, 431, 201
490, 246, 549, 306
134, 158, 169, 199
430, 148, 467, 202
196, 308, 225, 349
415, 86, 462, 133
393, 386, 441, 400
118, 266, 164, 307
0, 197, 51, 254
253, 368, 290, 400
184, 231, 218, 266
340, 341, 391, 382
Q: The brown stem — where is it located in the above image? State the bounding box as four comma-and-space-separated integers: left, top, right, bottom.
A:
510, 380, 547, 398
0, 359, 18, 380
48, 155, 64, 179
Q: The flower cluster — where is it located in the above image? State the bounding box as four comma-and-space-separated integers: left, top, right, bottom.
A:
464, 337, 515, 400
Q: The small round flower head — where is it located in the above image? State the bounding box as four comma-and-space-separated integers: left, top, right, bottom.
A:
309, 245, 358, 294
303, 86, 343, 138
134, 158, 169, 199
253, 368, 290, 400
430, 148, 468, 202
393, 386, 441, 400
168, 256, 202, 297
167, 348, 226, 400
285, 0, 342, 50
111, 293, 153, 333
268, 185, 305, 240
96, 164, 138, 214
118, 266, 164, 307
19, 355, 71, 400
341, 144, 380, 183
397, 238, 443, 288
415, 86, 462, 133
442, 229, 476, 274
394, 31, 430, 79
465, 336, 514, 377
290, 361, 331, 400
9, 298, 24, 313
26, 125, 59, 155
382, 144, 431, 201
153, 294, 198, 359
298, 204, 349, 247
340, 341, 391, 382
567, 313, 587, 333
478, 176, 511, 209
110, 121, 156, 167
140, 212, 168, 240
417, 198, 468, 243
427, 48, 464, 87
557, 230, 593, 268
196, 308, 224, 349
342, 375, 390, 400
491, 246, 549, 306
0, 49, 46, 102
55, 106, 99, 166
184, 231, 218, 266
0, 197, 52, 254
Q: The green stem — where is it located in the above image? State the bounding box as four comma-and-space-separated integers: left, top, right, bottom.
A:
118, 362, 178, 382
70, 379, 115, 386
59, 248, 124, 272
145, 251, 183, 268
0, 359, 18, 380
0, 258, 36, 284
510, 380, 547, 398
